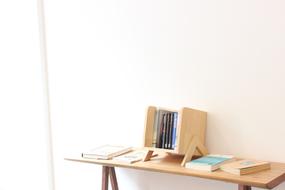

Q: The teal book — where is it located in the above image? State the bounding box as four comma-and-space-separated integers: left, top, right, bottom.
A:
185, 154, 235, 171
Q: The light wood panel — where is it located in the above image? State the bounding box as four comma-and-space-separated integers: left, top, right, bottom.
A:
143, 106, 156, 147
181, 136, 208, 166
176, 107, 207, 154
65, 152, 285, 189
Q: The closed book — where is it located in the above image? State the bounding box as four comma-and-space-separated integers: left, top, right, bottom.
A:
113, 150, 146, 164
157, 113, 165, 148
161, 113, 167, 149
171, 112, 178, 149
82, 145, 132, 160
156, 110, 169, 148
168, 113, 173, 149
221, 159, 271, 175
185, 154, 235, 171
165, 113, 170, 149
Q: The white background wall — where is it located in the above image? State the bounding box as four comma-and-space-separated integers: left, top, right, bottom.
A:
43, 0, 285, 190
0, 1, 50, 190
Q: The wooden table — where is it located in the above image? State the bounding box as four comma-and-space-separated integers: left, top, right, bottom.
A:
65, 152, 285, 190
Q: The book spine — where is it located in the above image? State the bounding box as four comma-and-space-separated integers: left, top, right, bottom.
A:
152, 110, 158, 147
156, 110, 163, 148
157, 112, 164, 148
161, 113, 167, 149
168, 113, 173, 149
171, 112, 178, 149
167, 112, 173, 149
165, 113, 169, 149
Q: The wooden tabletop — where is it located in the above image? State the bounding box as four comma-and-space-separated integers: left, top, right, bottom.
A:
65, 152, 285, 189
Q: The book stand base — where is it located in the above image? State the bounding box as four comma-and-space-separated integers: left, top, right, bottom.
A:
181, 135, 208, 166
143, 135, 208, 166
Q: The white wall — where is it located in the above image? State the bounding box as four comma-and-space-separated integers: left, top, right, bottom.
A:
0, 1, 50, 190
45, 0, 285, 189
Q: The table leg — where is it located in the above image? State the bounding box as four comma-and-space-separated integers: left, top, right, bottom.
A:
102, 166, 109, 190
238, 184, 252, 190
109, 167, 119, 190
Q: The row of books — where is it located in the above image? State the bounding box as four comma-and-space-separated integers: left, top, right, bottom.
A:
153, 110, 178, 149
185, 154, 271, 175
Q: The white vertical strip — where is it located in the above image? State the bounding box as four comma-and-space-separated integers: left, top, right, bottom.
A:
37, 0, 55, 190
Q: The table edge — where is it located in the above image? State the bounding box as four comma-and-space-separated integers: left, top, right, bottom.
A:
64, 157, 285, 189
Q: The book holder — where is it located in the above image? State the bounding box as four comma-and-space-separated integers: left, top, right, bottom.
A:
143, 106, 208, 166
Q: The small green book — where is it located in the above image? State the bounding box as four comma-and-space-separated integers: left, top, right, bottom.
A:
185, 154, 235, 171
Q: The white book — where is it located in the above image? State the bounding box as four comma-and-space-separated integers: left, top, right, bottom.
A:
113, 150, 147, 164
82, 145, 132, 160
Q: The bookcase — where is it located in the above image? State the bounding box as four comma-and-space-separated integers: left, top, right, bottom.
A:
143, 106, 208, 166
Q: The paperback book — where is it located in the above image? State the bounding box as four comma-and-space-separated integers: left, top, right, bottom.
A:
220, 159, 270, 175
185, 154, 235, 171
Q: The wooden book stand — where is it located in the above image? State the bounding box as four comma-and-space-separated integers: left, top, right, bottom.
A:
143, 106, 208, 166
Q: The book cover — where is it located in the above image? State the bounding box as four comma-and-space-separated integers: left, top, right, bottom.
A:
221, 159, 271, 175
185, 154, 235, 171
82, 145, 132, 160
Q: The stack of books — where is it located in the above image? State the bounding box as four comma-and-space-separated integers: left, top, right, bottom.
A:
185, 154, 235, 171
82, 145, 132, 160
220, 159, 271, 175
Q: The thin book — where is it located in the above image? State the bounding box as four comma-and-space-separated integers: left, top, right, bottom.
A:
82, 145, 132, 160
220, 159, 271, 175
185, 154, 235, 171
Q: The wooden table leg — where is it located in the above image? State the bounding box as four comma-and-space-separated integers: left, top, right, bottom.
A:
109, 167, 119, 190
238, 184, 252, 190
102, 166, 109, 190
